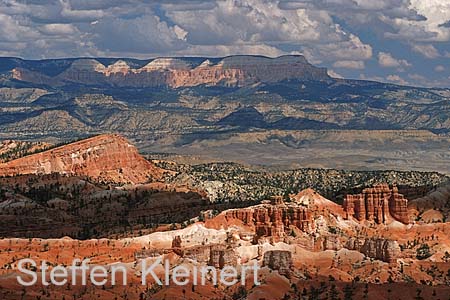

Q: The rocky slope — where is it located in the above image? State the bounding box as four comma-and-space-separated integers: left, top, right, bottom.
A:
0, 134, 165, 184
408, 182, 450, 222
0, 139, 51, 163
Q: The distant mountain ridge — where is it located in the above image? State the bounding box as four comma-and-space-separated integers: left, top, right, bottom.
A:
2, 55, 330, 88
0, 54, 448, 173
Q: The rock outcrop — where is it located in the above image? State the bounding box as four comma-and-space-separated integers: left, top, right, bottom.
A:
11, 55, 330, 88
0, 134, 165, 184
343, 184, 409, 224
224, 198, 312, 242
209, 245, 238, 269
263, 250, 293, 277
170, 235, 238, 269
346, 238, 401, 263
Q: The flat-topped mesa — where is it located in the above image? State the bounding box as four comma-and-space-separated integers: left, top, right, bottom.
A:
224, 197, 313, 243
217, 55, 329, 83
343, 184, 409, 224
0, 134, 165, 184
10, 55, 330, 88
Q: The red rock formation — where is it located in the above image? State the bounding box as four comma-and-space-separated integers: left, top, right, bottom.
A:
224, 200, 312, 242
172, 236, 182, 249
263, 250, 293, 277
343, 184, 409, 224
346, 238, 401, 263
209, 245, 238, 269
0, 134, 165, 184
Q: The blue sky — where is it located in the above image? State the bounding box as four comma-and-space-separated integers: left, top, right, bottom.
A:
0, 0, 449, 87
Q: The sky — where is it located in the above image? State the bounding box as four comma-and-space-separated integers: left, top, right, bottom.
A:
0, 0, 449, 87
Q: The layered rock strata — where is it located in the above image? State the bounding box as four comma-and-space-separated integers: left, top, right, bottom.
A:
0, 134, 164, 184
346, 238, 401, 263
11, 55, 330, 88
343, 184, 409, 224
224, 198, 312, 242
263, 250, 293, 277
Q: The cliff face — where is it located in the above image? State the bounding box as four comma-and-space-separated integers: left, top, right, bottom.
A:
0, 134, 164, 184
263, 250, 293, 277
224, 198, 313, 242
10, 55, 330, 88
346, 238, 401, 263
343, 184, 410, 224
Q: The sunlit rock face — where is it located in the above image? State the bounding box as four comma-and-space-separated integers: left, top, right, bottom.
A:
0, 134, 164, 184
343, 184, 410, 224
11, 55, 330, 88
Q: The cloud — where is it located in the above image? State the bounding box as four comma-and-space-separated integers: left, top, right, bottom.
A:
60, 0, 104, 22
386, 74, 409, 85
39, 23, 77, 35
172, 43, 286, 57
0, 13, 40, 42
160, 1, 218, 11
327, 69, 344, 79
412, 44, 441, 58
439, 20, 450, 28
378, 52, 411, 68
91, 11, 187, 54
0, 0, 375, 61
278, 0, 426, 21
435, 65, 445, 72
408, 73, 426, 81
0, 0, 447, 88
165, 0, 373, 62
333, 60, 365, 69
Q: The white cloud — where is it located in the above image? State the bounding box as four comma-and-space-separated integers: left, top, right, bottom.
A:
0, 0, 447, 88
435, 65, 445, 72
0, 13, 39, 42
386, 74, 409, 85
333, 60, 365, 69
166, 0, 373, 62
412, 44, 441, 59
327, 69, 344, 79
279, 0, 450, 44
172, 43, 286, 58
91, 11, 187, 54
408, 73, 426, 81
60, 0, 104, 22
39, 23, 77, 35
378, 52, 411, 68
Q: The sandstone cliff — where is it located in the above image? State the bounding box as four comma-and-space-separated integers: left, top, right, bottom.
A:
263, 250, 293, 277
223, 197, 313, 242
343, 184, 410, 224
0, 134, 165, 184
346, 237, 401, 263
11, 55, 330, 88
